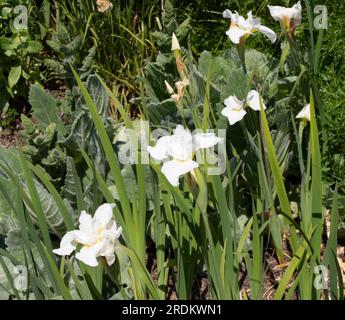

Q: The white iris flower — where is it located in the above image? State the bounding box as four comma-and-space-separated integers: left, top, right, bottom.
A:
268, 2, 302, 35
147, 125, 222, 186
221, 90, 266, 125
223, 9, 276, 44
53, 204, 122, 267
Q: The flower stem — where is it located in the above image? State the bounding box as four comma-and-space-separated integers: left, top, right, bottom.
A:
237, 41, 247, 74
298, 120, 307, 146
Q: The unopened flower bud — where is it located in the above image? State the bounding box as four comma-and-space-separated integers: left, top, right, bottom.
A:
171, 32, 181, 51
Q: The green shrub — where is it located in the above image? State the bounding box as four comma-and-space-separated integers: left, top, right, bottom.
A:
0, 0, 45, 114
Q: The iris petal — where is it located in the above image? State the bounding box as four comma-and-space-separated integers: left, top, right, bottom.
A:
225, 27, 248, 44
161, 159, 198, 187
52, 231, 79, 256
76, 241, 106, 267
147, 136, 171, 161
258, 25, 277, 43
94, 203, 115, 229
193, 133, 223, 151
246, 90, 266, 111
221, 106, 247, 125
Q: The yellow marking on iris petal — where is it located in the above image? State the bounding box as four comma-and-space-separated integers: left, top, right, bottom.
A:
83, 227, 104, 248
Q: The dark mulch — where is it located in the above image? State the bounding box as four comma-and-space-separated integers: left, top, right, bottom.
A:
0, 119, 25, 148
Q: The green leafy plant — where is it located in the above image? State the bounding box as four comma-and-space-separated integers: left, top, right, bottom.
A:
0, 0, 44, 112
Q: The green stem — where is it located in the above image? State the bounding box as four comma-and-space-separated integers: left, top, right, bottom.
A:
237, 41, 247, 74
298, 120, 307, 146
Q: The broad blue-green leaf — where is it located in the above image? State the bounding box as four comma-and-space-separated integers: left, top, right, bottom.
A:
28, 85, 66, 136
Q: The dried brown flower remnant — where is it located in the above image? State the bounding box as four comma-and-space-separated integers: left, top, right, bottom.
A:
97, 0, 113, 13
175, 55, 188, 79
164, 77, 190, 103
171, 77, 190, 103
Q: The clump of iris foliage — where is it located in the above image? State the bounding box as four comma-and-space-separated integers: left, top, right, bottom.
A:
0, 0, 344, 300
